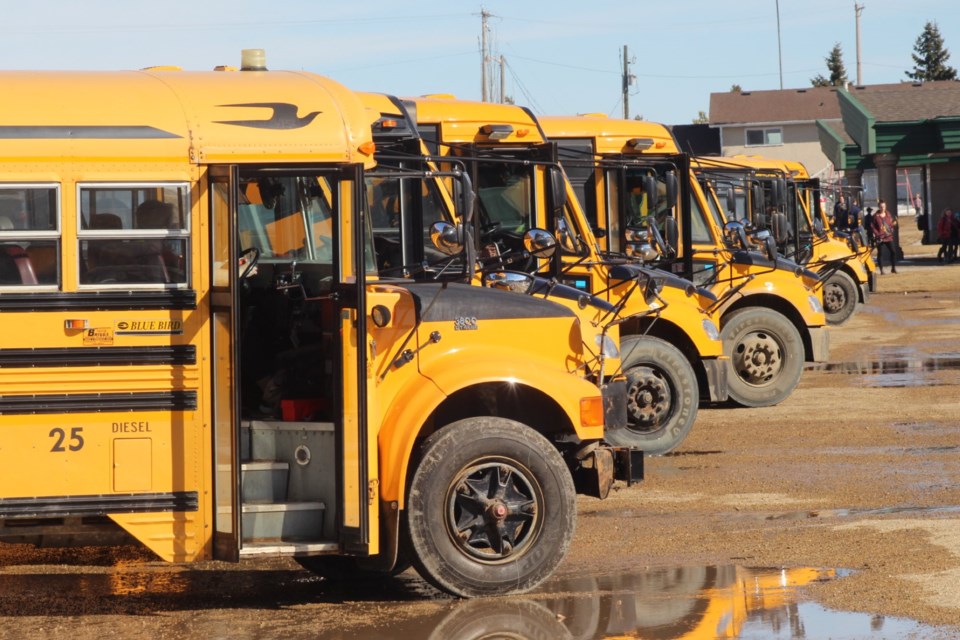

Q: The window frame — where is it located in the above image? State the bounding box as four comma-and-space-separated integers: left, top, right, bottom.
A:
744, 127, 783, 147
76, 181, 191, 290
0, 182, 62, 292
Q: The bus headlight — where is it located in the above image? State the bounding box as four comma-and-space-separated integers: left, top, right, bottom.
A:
595, 334, 620, 359
702, 318, 720, 341
808, 294, 824, 314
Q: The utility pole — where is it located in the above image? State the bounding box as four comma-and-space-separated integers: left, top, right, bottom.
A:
855, 2, 864, 85
775, 0, 783, 90
622, 45, 635, 119
481, 9, 492, 102
499, 55, 506, 104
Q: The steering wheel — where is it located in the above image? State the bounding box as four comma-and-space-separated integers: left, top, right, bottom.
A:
239, 246, 261, 280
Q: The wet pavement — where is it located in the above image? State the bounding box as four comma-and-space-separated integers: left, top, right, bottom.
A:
0, 559, 948, 639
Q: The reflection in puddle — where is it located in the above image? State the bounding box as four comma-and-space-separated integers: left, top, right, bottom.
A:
0, 561, 948, 638
810, 353, 960, 388
315, 565, 940, 640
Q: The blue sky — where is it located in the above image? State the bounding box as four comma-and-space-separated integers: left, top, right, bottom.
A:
5, 1, 960, 124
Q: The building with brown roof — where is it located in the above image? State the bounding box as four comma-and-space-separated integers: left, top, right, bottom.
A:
708, 86, 842, 178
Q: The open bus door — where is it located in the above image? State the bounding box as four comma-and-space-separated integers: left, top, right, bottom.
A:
208, 165, 376, 562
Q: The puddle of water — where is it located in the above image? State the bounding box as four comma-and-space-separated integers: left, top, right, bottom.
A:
0, 561, 949, 639
810, 355, 960, 388
765, 504, 960, 521
317, 565, 944, 640
664, 450, 724, 457
737, 602, 935, 639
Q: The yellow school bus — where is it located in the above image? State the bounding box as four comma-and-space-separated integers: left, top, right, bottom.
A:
359, 91, 625, 402
0, 58, 638, 598
404, 96, 727, 455
694, 154, 873, 324
538, 115, 828, 407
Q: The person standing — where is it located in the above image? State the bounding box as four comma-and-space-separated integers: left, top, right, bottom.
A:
833, 194, 849, 230
862, 206, 875, 246
872, 200, 898, 274
847, 198, 861, 232
936, 208, 955, 263
914, 192, 927, 232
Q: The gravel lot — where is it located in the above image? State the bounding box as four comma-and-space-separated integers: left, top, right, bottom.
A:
1, 227, 959, 639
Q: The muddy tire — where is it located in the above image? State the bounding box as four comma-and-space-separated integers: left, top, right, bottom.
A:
821, 270, 858, 325
607, 336, 698, 455
405, 417, 575, 598
721, 307, 804, 408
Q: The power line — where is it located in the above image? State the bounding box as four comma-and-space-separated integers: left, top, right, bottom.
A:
503, 59, 544, 114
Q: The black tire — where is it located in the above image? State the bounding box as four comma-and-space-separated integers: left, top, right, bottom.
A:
607, 336, 698, 455
720, 307, 804, 407
821, 269, 858, 325
405, 417, 576, 598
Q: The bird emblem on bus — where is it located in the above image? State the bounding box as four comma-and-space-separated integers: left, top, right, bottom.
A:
214, 103, 322, 130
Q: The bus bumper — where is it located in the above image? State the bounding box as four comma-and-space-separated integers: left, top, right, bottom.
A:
702, 356, 729, 403
574, 445, 643, 500
809, 326, 830, 363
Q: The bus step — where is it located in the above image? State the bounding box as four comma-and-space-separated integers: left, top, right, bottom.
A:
241, 501, 325, 543
241, 461, 289, 503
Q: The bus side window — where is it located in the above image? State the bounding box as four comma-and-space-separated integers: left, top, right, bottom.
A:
78, 184, 190, 288
0, 186, 60, 289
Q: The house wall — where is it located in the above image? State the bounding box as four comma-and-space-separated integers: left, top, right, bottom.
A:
719, 123, 835, 178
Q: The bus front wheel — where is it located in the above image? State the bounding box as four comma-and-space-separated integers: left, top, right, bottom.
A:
607, 336, 698, 455
405, 417, 575, 598
721, 307, 804, 407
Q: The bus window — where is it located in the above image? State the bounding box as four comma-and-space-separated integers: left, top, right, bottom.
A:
78, 184, 190, 287
0, 185, 59, 288
476, 161, 533, 233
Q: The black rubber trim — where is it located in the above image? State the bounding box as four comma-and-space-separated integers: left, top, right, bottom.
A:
0, 492, 199, 518
0, 291, 196, 312
0, 346, 196, 368
0, 391, 197, 415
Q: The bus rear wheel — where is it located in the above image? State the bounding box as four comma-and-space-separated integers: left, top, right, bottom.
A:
721, 307, 804, 407
405, 417, 575, 598
822, 270, 858, 325
607, 336, 698, 455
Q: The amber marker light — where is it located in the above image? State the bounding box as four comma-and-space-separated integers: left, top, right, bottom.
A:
358, 141, 376, 156
64, 319, 88, 329
579, 396, 605, 428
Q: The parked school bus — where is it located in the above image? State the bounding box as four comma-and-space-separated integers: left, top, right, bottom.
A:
403, 96, 727, 455
358, 91, 626, 406
538, 115, 828, 407
0, 57, 639, 598
694, 154, 873, 325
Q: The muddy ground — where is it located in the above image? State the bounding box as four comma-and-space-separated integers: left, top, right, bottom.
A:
2, 229, 960, 639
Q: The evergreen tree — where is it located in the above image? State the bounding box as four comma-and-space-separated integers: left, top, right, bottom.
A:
906, 21, 957, 81
811, 43, 848, 87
